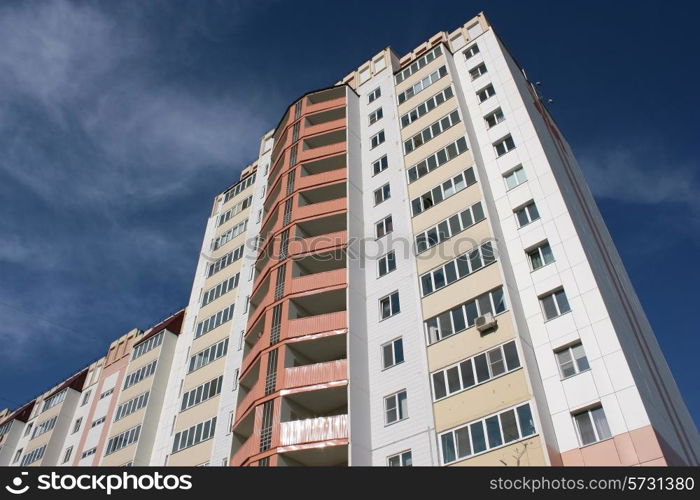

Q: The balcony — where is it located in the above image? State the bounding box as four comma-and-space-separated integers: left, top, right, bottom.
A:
304, 87, 346, 115
282, 359, 347, 390
295, 183, 346, 221
290, 267, 345, 295
303, 107, 346, 137
279, 414, 348, 447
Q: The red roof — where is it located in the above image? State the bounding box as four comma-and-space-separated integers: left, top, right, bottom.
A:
43, 368, 89, 400
133, 308, 185, 347
2, 400, 36, 424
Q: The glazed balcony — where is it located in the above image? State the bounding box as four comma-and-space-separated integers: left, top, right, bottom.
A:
279, 414, 348, 448
282, 359, 347, 390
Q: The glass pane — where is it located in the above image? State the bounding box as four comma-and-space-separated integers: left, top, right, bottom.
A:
464, 168, 476, 185
381, 299, 391, 319
572, 344, 589, 372
421, 275, 434, 296
451, 307, 466, 332
517, 404, 536, 437
469, 248, 483, 271
398, 392, 408, 419
516, 209, 530, 227
456, 254, 470, 277
574, 412, 596, 445
379, 259, 387, 276
427, 156, 437, 172
503, 341, 520, 370
442, 180, 455, 197
591, 407, 611, 441
482, 242, 495, 265
449, 215, 461, 235
527, 203, 540, 221
432, 187, 443, 203
541, 243, 554, 265
388, 455, 400, 466
427, 228, 439, 246
557, 349, 576, 377
472, 202, 484, 221
500, 410, 519, 443
555, 290, 571, 314
441, 433, 456, 463
488, 348, 506, 377
460, 359, 475, 388
529, 249, 543, 270
465, 300, 479, 326
391, 292, 400, 315
444, 261, 458, 284
433, 269, 446, 289
416, 234, 427, 253
470, 421, 487, 454
474, 354, 490, 383
478, 294, 492, 315
541, 295, 558, 320
455, 427, 472, 458
383, 344, 394, 368
387, 252, 396, 271
433, 372, 447, 400
438, 312, 453, 337
446, 367, 461, 394
486, 415, 503, 448
394, 339, 404, 364
438, 221, 450, 240
453, 174, 466, 191
460, 208, 474, 228
402, 452, 412, 466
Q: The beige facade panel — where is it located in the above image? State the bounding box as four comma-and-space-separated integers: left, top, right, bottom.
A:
101, 441, 137, 466
407, 151, 476, 205
433, 371, 531, 432
187, 325, 233, 362
449, 436, 546, 466
182, 353, 227, 391
427, 310, 517, 372
421, 261, 502, 318
399, 81, 455, 140
414, 219, 493, 275
395, 56, 450, 109
167, 439, 213, 466
175, 396, 221, 431
197, 289, 239, 321
402, 122, 468, 170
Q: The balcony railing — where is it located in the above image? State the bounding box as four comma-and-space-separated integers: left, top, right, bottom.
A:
282, 359, 347, 390
279, 414, 348, 447
287, 311, 347, 339
295, 197, 346, 221
230, 434, 259, 467
287, 230, 347, 257
289, 268, 346, 295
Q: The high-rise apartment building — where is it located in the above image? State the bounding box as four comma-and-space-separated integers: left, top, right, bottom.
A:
1, 12, 698, 467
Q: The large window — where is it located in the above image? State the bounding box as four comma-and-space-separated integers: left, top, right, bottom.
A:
384, 390, 408, 424
105, 425, 141, 456
540, 289, 571, 320
212, 219, 248, 250
420, 241, 495, 296
131, 331, 164, 360
404, 110, 461, 154
222, 174, 255, 203
201, 273, 240, 307
573, 406, 611, 446
411, 167, 477, 216
123, 360, 157, 389
20, 445, 47, 466
188, 338, 229, 373
514, 201, 540, 228
379, 291, 401, 320
217, 195, 251, 226
406, 137, 469, 183
415, 202, 485, 254
378, 251, 396, 277
555, 343, 590, 379
31, 416, 57, 439
387, 450, 412, 466
195, 304, 235, 338
424, 287, 506, 344
439, 403, 536, 464
172, 417, 217, 453
382, 338, 404, 369
115, 392, 150, 421
395, 45, 443, 84
181, 376, 224, 411
207, 244, 244, 277
527, 241, 555, 270
375, 215, 393, 239
431, 340, 520, 401
400, 86, 454, 128
41, 389, 67, 412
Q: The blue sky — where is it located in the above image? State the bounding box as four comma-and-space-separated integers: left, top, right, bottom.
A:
0, 0, 698, 427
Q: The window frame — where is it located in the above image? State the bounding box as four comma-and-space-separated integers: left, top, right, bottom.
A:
384, 389, 408, 425
527, 241, 555, 271
381, 337, 405, 370
377, 250, 397, 277
379, 291, 401, 321
539, 288, 572, 321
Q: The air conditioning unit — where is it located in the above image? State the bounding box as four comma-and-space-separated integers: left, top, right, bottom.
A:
475, 312, 497, 333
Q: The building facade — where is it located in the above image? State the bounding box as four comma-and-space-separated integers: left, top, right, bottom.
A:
1, 12, 698, 467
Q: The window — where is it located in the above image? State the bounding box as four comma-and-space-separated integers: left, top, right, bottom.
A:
406, 136, 469, 183
397, 65, 448, 104
206, 244, 244, 277
21, 445, 47, 466
477, 84, 496, 103
420, 242, 495, 296
172, 417, 217, 453
514, 201, 540, 227
32, 416, 58, 438
370, 130, 385, 149
375, 215, 393, 238
431, 340, 520, 401
13, 449, 22, 464
372, 155, 388, 175
81, 390, 91, 406
555, 343, 590, 379
24, 422, 33, 437
73, 418, 82, 434
382, 338, 404, 369
195, 303, 235, 338
384, 390, 408, 424
469, 63, 487, 80
201, 273, 240, 306
62, 446, 73, 464
494, 135, 516, 157
373, 183, 391, 205
217, 195, 252, 226
415, 202, 485, 254
115, 392, 150, 421
410, 167, 477, 216
424, 287, 506, 344
485, 107, 505, 128
404, 109, 461, 154
80, 447, 96, 460
91, 416, 106, 428
188, 338, 229, 373
387, 450, 412, 466
439, 403, 536, 464
463, 43, 479, 59
528, 241, 555, 270
503, 165, 526, 190
369, 107, 383, 125
123, 360, 158, 389
379, 291, 400, 320
540, 289, 571, 320
222, 173, 256, 203
573, 406, 611, 446
212, 219, 248, 250
41, 389, 67, 412
105, 425, 141, 456
99, 387, 114, 399
378, 251, 396, 277
395, 45, 443, 84
400, 86, 454, 128
368, 87, 381, 103
181, 376, 223, 411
